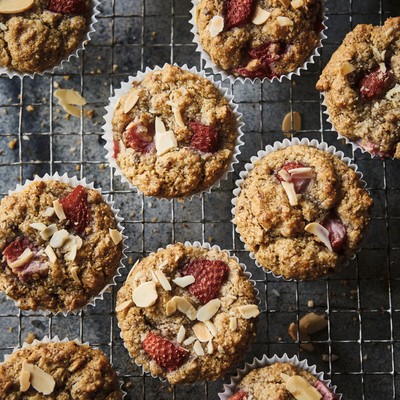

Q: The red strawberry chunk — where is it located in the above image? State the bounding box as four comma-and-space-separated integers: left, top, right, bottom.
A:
359, 140, 395, 159
60, 185, 91, 235
18, 260, 49, 283
48, 0, 86, 15
313, 380, 340, 400
189, 122, 219, 153
276, 162, 312, 193
233, 66, 271, 79
248, 42, 283, 65
228, 390, 249, 400
125, 123, 153, 154
113, 139, 120, 158
143, 332, 188, 372
322, 216, 347, 253
358, 67, 395, 101
181, 259, 229, 304
3, 237, 33, 263
224, 0, 255, 30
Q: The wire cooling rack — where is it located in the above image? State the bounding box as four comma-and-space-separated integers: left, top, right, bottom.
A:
0, 0, 399, 398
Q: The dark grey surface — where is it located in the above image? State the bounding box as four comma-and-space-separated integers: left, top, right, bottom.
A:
0, 0, 399, 399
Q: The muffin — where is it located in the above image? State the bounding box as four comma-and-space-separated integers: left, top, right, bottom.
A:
233, 143, 373, 280
316, 17, 400, 158
0, 340, 123, 399
0, 178, 124, 312
0, 0, 93, 74
195, 0, 323, 80
224, 361, 339, 400
116, 242, 259, 385
109, 64, 240, 199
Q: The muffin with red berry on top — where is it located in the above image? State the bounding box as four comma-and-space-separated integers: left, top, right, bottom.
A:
116, 242, 259, 384
0, 0, 93, 74
0, 178, 123, 312
317, 17, 400, 158
109, 64, 241, 199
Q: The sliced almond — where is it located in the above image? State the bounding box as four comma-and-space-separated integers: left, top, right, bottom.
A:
23, 362, 55, 395
155, 129, 177, 156
340, 61, 356, 76
252, 7, 271, 25
109, 228, 123, 245
42, 207, 55, 217
207, 340, 213, 354
40, 224, 58, 240
246, 59, 262, 72
172, 275, 195, 288
70, 266, 80, 283
0, 0, 34, 14
197, 299, 221, 322
155, 116, 167, 134
174, 296, 197, 320
19, 368, 30, 392
229, 316, 238, 331
300, 312, 328, 334
277, 16, 293, 27
208, 15, 224, 37
279, 0, 291, 6
132, 281, 158, 308
49, 229, 70, 249
281, 181, 298, 206
30, 222, 47, 231
280, 372, 291, 382
66, 243, 77, 261
372, 46, 382, 61
287, 167, 314, 179
183, 336, 196, 346
277, 169, 292, 182
165, 298, 177, 316
291, 0, 304, 8
237, 304, 260, 319
52, 199, 66, 221
379, 62, 387, 73
8, 248, 34, 269
60, 102, 81, 118
286, 375, 322, 400
282, 111, 301, 132
177, 325, 186, 343
154, 270, 172, 291
288, 322, 314, 352
173, 107, 185, 128
193, 340, 205, 356
305, 222, 332, 251
192, 322, 213, 342
45, 245, 57, 263
115, 299, 133, 312
123, 92, 139, 114
54, 89, 86, 106
204, 320, 217, 337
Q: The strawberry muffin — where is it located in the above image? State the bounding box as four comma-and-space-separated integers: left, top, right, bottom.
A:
195, 0, 323, 79
0, 340, 123, 398
0, 179, 124, 312
0, 0, 93, 73
233, 144, 373, 280
116, 243, 259, 384
109, 64, 240, 199
317, 17, 400, 158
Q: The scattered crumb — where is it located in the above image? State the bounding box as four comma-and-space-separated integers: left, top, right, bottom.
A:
272, 289, 280, 297
26, 105, 34, 112
151, 217, 158, 223
63, 75, 71, 81
113, 64, 119, 72
99, 163, 106, 170
130, 212, 136, 218
8, 138, 17, 150
53, 82, 60, 89
151, 31, 158, 40
2, 108, 7, 114
147, 202, 153, 208
128, 256, 134, 264
25, 332, 36, 344
75, 165, 81, 171
207, 236, 214, 243
8, 326, 13, 333
307, 300, 314, 308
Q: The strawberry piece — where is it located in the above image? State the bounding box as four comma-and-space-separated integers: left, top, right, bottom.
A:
313, 380, 340, 400
358, 67, 395, 101
359, 140, 395, 159
189, 122, 219, 153
113, 139, 120, 158
224, 0, 255, 30
125, 124, 153, 154
228, 391, 249, 400
181, 259, 229, 304
3, 237, 33, 263
322, 216, 347, 253
142, 332, 188, 372
232, 66, 270, 79
60, 185, 91, 235
48, 0, 86, 15
276, 162, 312, 193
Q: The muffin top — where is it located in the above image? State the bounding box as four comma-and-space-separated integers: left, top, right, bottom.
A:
316, 17, 400, 158
111, 64, 238, 199
0, 0, 92, 73
234, 145, 373, 280
0, 179, 123, 312
0, 341, 123, 399
196, 0, 322, 79
227, 362, 338, 400
116, 243, 259, 385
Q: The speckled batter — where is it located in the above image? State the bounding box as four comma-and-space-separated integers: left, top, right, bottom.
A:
0, 180, 123, 312
0, 0, 91, 73
0, 341, 123, 399
111, 65, 238, 199
316, 17, 400, 158
234, 145, 373, 280
116, 243, 258, 384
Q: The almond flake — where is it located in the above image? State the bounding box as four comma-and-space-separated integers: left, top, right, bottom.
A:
132, 281, 158, 308
372, 46, 382, 61
282, 111, 301, 132
177, 325, 186, 343
204, 320, 217, 337
173, 296, 197, 320
115, 299, 133, 312
60, 102, 81, 118
19, 369, 30, 392
208, 15, 224, 37
287, 167, 314, 179
154, 270, 172, 291
109, 228, 123, 245
299, 312, 328, 334
183, 336, 196, 346
23, 362, 55, 395
172, 275, 195, 288
155, 129, 177, 156
54, 89, 86, 106
40, 224, 58, 240
49, 229, 69, 249
281, 372, 291, 382
237, 304, 260, 319
305, 222, 332, 251
70, 266, 80, 283
277, 16, 293, 27
379, 62, 387, 73
155, 116, 167, 134
291, 0, 304, 8
52, 199, 66, 221
207, 340, 213, 354
252, 7, 271, 25
288, 322, 314, 352
197, 299, 221, 322
286, 375, 322, 400
279, 0, 291, 6
45, 245, 57, 263
9, 248, 34, 270
0, 0, 34, 14
192, 322, 213, 342
281, 181, 298, 206
193, 340, 205, 356
165, 298, 177, 316
340, 61, 356, 76
277, 169, 292, 182
30, 222, 46, 231
66, 243, 77, 261
173, 107, 185, 128
123, 92, 139, 114
229, 316, 237, 331
42, 207, 55, 217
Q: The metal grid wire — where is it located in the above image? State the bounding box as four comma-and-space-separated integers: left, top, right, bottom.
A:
0, 0, 399, 398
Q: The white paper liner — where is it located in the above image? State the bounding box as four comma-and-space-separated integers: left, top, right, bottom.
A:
117, 240, 261, 384
218, 353, 342, 400
3, 172, 128, 316
0, 0, 100, 79
2, 335, 126, 399
231, 137, 368, 281
189, 0, 328, 84
102, 63, 244, 201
